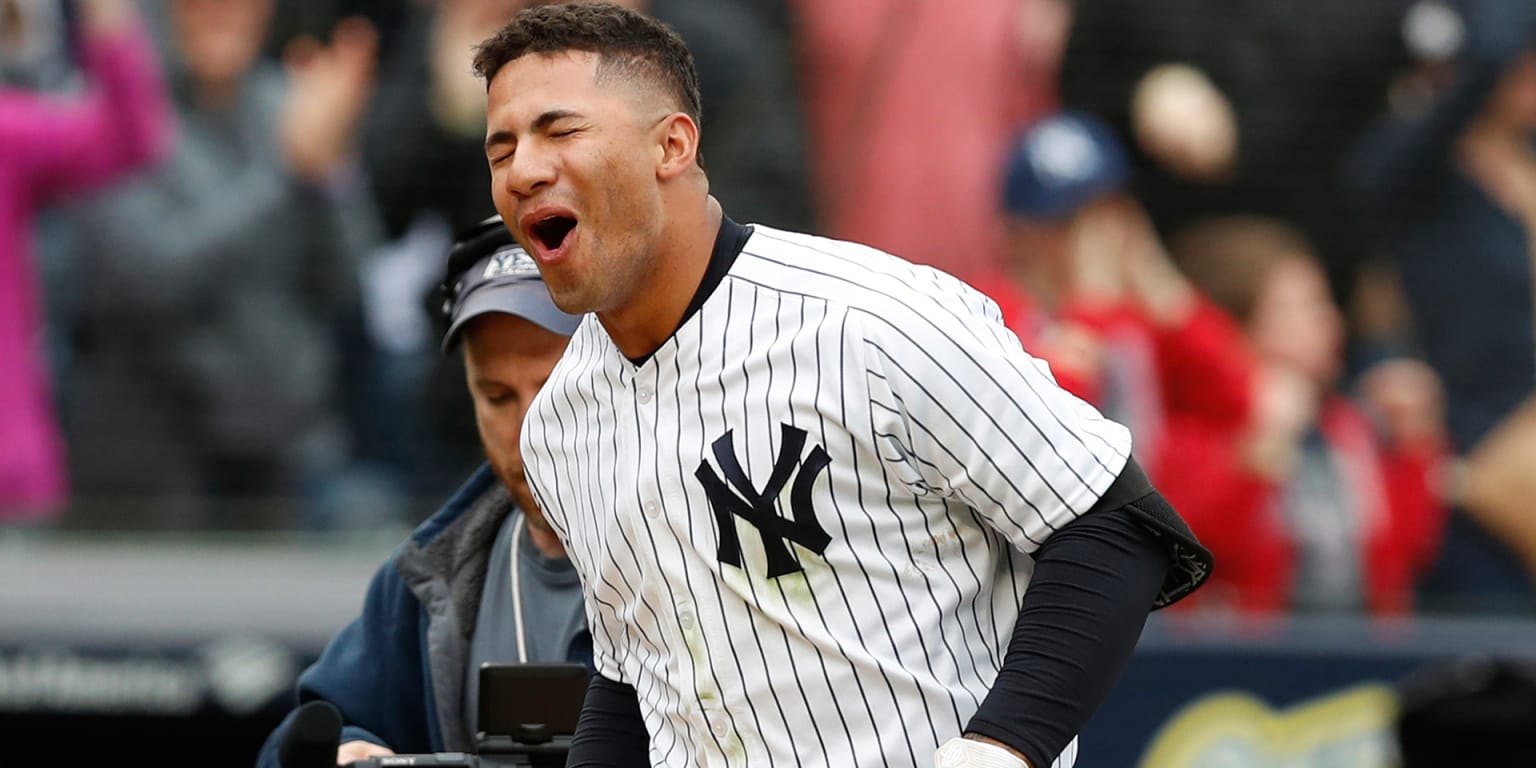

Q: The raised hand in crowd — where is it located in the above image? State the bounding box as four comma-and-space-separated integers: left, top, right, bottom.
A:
429, 0, 526, 137
1455, 397, 1536, 585
1060, 197, 1131, 309
280, 16, 379, 184
1117, 204, 1198, 326
73, 0, 135, 33
1035, 198, 1180, 387
1241, 363, 1320, 481
1358, 358, 1446, 453
1131, 63, 1238, 182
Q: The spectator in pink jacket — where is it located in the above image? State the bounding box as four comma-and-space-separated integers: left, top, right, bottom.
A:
0, 0, 171, 522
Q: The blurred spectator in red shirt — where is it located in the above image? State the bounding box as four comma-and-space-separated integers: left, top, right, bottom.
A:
1164, 216, 1449, 615
0, 0, 171, 522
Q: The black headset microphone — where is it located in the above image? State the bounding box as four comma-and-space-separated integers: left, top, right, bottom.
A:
277, 700, 345, 768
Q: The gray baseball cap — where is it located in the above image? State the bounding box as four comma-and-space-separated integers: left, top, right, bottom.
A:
441, 243, 582, 353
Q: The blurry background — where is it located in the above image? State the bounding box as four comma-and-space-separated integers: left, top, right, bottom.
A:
4, 0, 1536, 765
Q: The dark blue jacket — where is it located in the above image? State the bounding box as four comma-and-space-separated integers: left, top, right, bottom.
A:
1348, 0, 1536, 454
1346, 0, 1536, 607
255, 465, 591, 766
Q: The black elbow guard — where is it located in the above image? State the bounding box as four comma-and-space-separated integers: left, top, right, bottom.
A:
1086, 457, 1214, 609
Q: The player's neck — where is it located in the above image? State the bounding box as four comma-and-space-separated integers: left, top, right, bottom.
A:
598, 194, 722, 360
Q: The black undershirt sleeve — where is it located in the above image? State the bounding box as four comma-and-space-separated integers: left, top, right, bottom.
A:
566, 673, 651, 768
965, 460, 1174, 768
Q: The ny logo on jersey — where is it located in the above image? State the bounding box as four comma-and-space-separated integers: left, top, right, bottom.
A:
695, 423, 833, 578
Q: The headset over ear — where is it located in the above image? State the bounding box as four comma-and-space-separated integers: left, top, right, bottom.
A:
439, 214, 516, 326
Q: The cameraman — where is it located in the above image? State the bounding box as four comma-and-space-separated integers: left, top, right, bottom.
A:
256, 225, 590, 766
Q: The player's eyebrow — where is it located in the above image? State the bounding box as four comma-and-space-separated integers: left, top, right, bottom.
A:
485, 110, 584, 154
485, 130, 514, 155
532, 109, 583, 130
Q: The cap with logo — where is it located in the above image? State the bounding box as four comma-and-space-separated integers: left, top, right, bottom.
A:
1001, 110, 1131, 221
440, 216, 582, 353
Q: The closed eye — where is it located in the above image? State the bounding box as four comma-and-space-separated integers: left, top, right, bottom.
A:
485, 128, 516, 163
478, 387, 518, 406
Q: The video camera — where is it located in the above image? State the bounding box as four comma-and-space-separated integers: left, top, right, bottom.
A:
281, 663, 589, 768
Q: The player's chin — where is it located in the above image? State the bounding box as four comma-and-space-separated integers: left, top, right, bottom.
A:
542, 273, 600, 316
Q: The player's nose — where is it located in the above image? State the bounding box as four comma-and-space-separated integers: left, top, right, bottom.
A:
502, 142, 557, 199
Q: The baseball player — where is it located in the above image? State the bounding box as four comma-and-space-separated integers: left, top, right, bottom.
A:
475, 4, 1212, 767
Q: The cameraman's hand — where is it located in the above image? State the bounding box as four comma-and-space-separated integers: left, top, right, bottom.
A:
337, 740, 395, 764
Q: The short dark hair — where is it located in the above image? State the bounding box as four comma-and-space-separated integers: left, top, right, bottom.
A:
473, 2, 703, 130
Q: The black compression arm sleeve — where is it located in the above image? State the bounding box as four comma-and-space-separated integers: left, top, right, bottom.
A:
566, 673, 650, 768
964, 486, 1172, 766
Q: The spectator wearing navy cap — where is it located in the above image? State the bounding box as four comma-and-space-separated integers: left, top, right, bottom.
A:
974, 111, 1254, 467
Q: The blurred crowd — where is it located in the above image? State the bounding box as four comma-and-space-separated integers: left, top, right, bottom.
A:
4, 0, 1536, 619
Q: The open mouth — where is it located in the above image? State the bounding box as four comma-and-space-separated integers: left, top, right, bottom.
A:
529, 215, 577, 253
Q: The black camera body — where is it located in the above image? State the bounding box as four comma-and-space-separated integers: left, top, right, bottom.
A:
343, 729, 570, 767
472, 726, 574, 768
343, 663, 588, 768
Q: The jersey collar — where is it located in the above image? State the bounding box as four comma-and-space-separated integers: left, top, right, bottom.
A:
626, 214, 752, 366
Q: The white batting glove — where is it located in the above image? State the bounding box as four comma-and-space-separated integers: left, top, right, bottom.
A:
934, 737, 1032, 768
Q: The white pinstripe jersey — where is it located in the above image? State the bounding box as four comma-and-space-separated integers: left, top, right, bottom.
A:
522, 225, 1132, 768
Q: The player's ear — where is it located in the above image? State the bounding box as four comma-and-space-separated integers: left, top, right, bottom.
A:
654, 112, 700, 181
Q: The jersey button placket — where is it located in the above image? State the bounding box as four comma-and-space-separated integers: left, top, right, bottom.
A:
632, 362, 654, 404
633, 365, 661, 522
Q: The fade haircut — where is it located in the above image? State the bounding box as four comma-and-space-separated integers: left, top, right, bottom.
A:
473, 2, 704, 132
